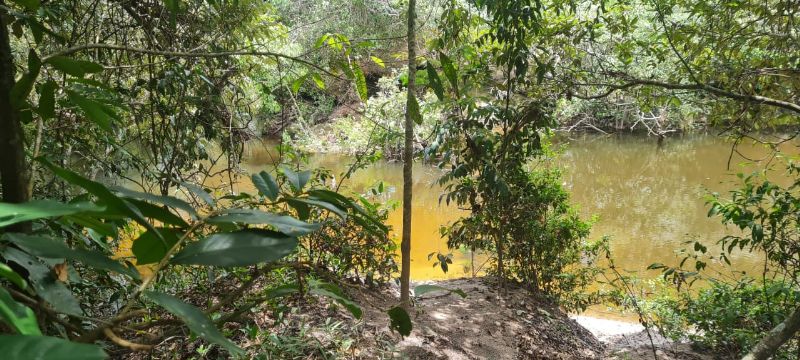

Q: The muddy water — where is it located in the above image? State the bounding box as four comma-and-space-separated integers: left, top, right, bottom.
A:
235, 133, 797, 281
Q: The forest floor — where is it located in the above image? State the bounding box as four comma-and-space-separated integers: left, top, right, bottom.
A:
338, 277, 714, 359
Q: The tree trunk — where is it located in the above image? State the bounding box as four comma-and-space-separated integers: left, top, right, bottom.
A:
0, 8, 32, 230
742, 306, 800, 360
399, 0, 416, 308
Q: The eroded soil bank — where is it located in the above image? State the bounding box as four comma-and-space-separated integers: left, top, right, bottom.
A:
339, 277, 713, 359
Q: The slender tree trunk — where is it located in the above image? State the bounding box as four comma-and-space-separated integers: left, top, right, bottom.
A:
742, 306, 800, 360
399, 0, 416, 308
0, 8, 32, 230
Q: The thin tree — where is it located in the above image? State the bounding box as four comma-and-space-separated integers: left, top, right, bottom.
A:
399, 0, 417, 308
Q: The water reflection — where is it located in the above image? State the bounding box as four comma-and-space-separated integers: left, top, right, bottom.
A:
236, 134, 798, 280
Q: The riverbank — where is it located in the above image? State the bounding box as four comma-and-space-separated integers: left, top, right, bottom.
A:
305, 277, 712, 359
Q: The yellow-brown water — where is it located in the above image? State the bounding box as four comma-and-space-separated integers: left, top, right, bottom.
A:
227, 133, 798, 281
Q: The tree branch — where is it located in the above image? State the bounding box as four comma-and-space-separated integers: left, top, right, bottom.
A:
574, 78, 800, 115
742, 306, 800, 360
42, 43, 341, 79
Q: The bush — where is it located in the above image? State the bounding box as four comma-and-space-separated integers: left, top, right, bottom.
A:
650, 279, 800, 358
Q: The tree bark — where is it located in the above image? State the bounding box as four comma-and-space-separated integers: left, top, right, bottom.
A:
742, 306, 800, 360
0, 7, 32, 220
399, 0, 416, 308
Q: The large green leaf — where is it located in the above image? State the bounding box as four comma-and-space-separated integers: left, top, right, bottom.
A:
111, 186, 198, 219
3, 233, 137, 279
251, 171, 280, 201
265, 283, 300, 299
286, 198, 347, 220
125, 198, 189, 228
46, 56, 103, 77
0, 248, 82, 316
171, 230, 297, 267
311, 73, 326, 90
37, 80, 56, 120
207, 209, 320, 236
0, 287, 41, 335
307, 190, 388, 234
426, 62, 445, 101
62, 213, 117, 239
353, 65, 368, 102
308, 280, 362, 319
66, 91, 116, 132
132, 228, 181, 265
408, 93, 423, 125
0, 200, 104, 228
281, 167, 311, 192
180, 182, 215, 208
40, 160, 162, 238
9, 50, 41, 109
145, 291, 243, 355
0, 264, 28, 290
10, 0, 41, 11
387, 306, 412, 336
0, 335, 107, 359
438, 52, 458, 95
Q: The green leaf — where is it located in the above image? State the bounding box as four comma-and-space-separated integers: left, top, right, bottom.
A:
387, 306, 412, 336
38, 80, 56, 120
265, 283, 300, 299
369, 56, 384, 68
0, 335, 107, 359
0, 248, 82, 316
63, 213, 117, 240
207, 209, 320, 236
407, 94, 423, 125
46, 56, 103, 77
285, 199, 310, 220
353, 65, 368, 102
0, 264, 28, 290
111, 186, 198, 219
180, 182, 215, 208
145, 291, 243, 355
10, 0, 41, 11
39, 160, 161, 238
438, 52, 458, 95
164, 0, 180, 27
414, 284, 466, 298
251, 171, 280, 201
171, 229, 298, 267
10, 50, 41, 109
0, 287, 41, 335
308, 280, 362, 319
125, 198, 189, 228
0, 200, 104, 228
3, 233, 137, 278
10, 74, 36, 110
66, 91, 116, 132
281, 167, 311, 192
132, 228, 181, 265
426, 63, 445, 101
311, 73, 325, 90
286, 197, 347, 220
291, 74, 307, 93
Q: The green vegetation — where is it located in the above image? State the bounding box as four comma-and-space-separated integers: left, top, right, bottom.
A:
0, 0, 797, 358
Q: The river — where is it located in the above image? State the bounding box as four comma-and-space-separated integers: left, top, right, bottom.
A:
229, 133, 798, 282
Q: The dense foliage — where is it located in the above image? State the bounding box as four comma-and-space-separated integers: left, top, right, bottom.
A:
0, 0, 798, 358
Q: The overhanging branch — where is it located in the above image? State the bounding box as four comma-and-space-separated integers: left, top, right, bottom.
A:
43, 43, 341, 79
574, 77, 800, 116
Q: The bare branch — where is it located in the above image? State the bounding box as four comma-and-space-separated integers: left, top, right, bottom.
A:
42, 43, 342, 79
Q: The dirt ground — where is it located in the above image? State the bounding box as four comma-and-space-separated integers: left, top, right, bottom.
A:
348, 277, 715, 359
